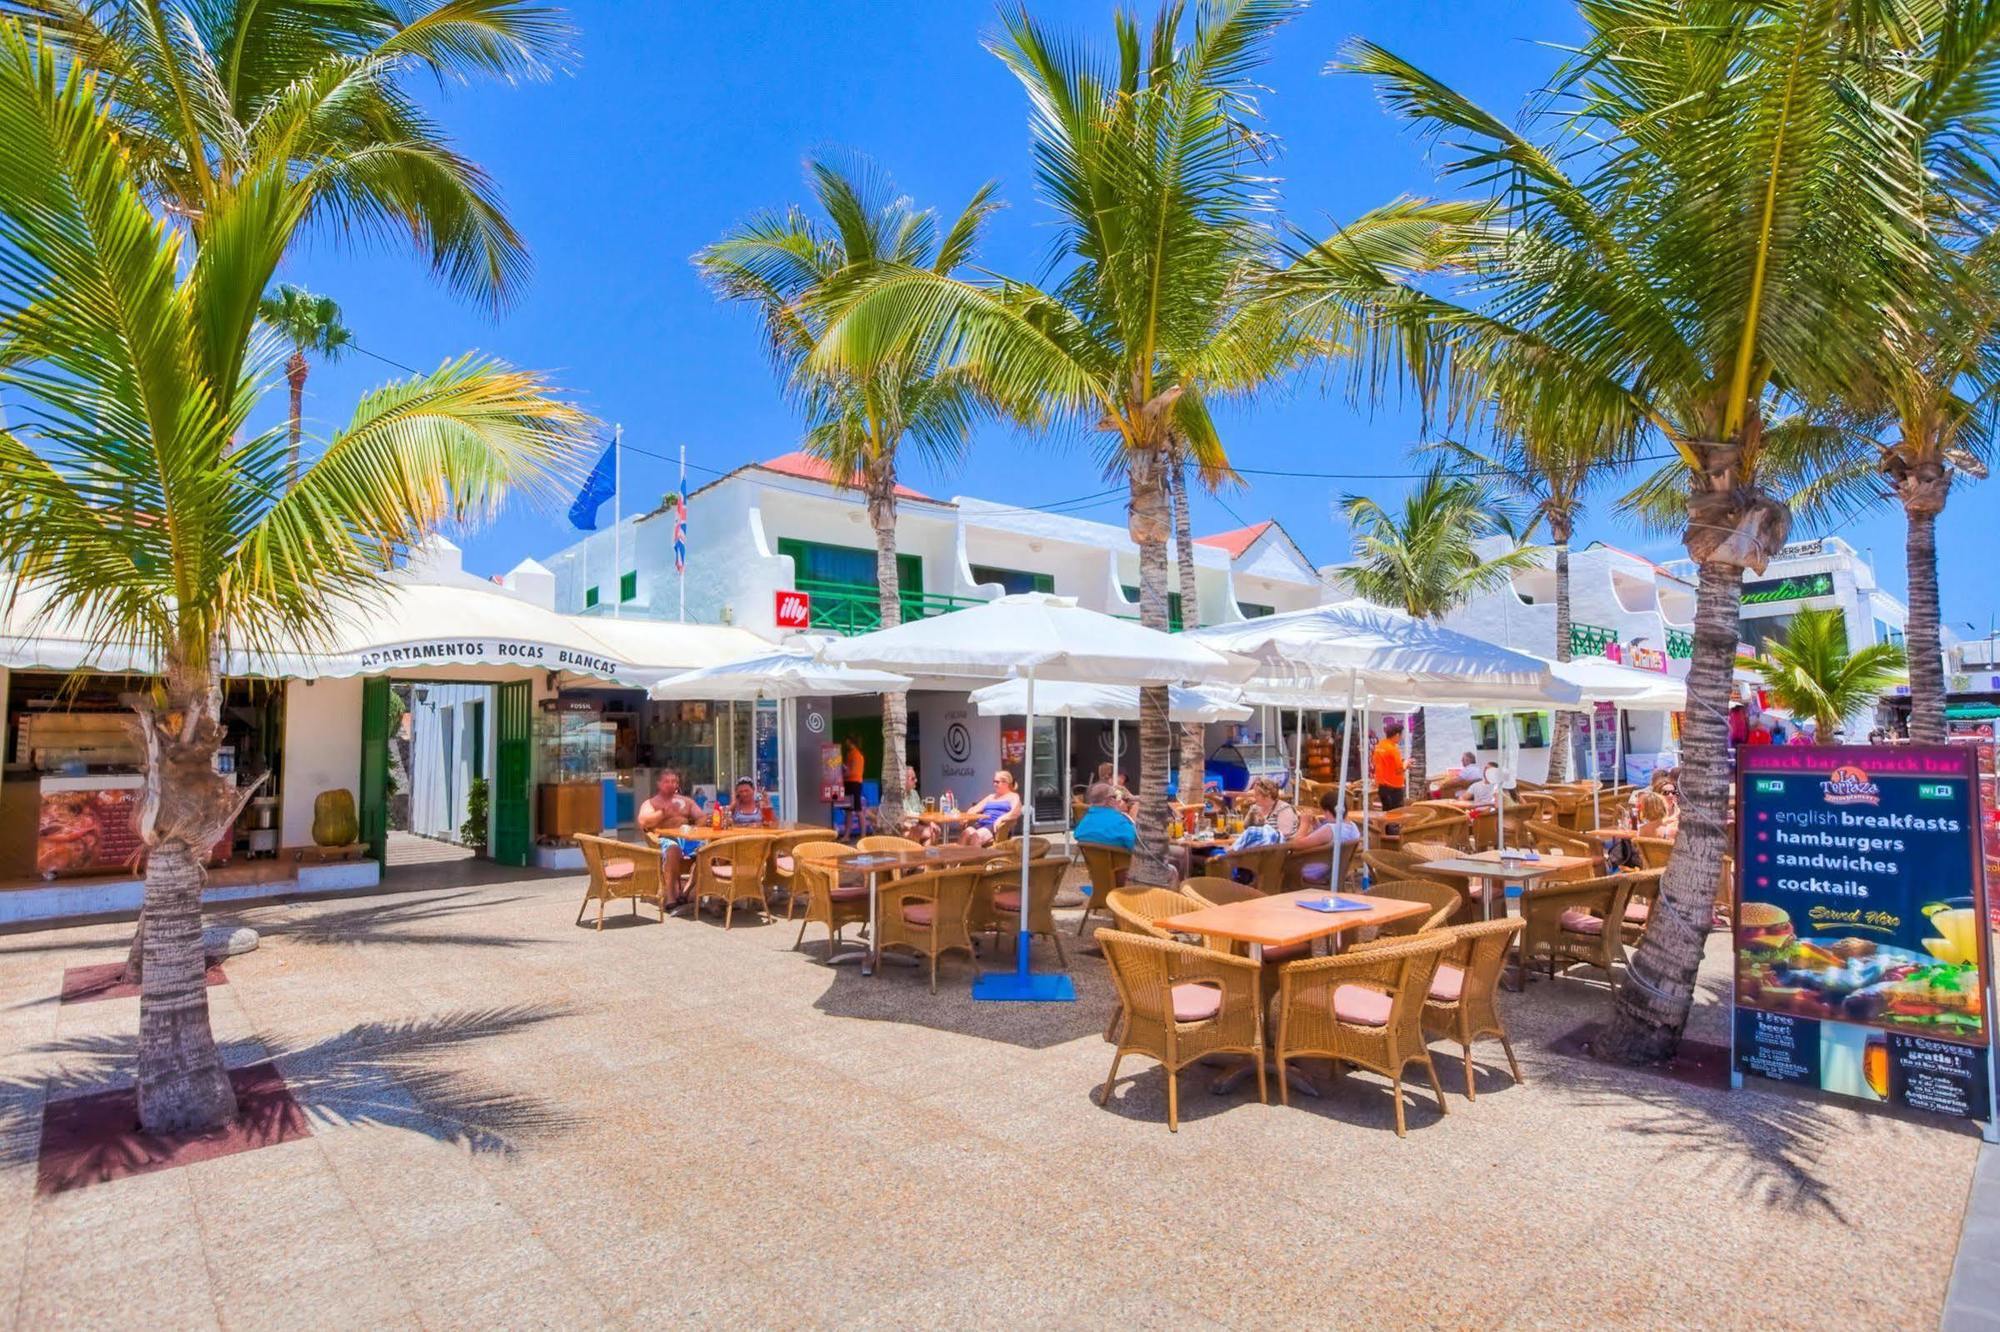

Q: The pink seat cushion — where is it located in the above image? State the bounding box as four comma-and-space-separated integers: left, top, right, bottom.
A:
1560, 907, 1604, 936
603, 860, 636, 882
1170, 983, 1223, 1023
775, 854, 795, 875
902, 901, 936, 927
1429, 963, 1464, 1003
709, 862, 733, 880
1333, 984, 1392, 1027
1261, 942, 1310, 963
829, 884, 869, 902
1624, 899, 1651, 923
992, 889, 1022, 911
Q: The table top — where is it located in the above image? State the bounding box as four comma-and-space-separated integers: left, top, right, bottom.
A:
1160, 890, 1431, 950
1173, 835, 1234, 852
846, 843, 1007, 873
1419, 851, 1593, 882
1582, 827, 1637, 840
913, 810, 975, 824
644, 821, 812, 845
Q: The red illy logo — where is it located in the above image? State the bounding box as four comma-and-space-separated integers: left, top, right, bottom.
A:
1819, 765, 1881, 806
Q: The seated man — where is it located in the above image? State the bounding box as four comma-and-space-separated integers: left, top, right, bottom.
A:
1073, 782, 1136, 851
959, 771, 1022, 847
635, 768, 701, 904
1433, 750, 1484, 799
898, 765, 938, 846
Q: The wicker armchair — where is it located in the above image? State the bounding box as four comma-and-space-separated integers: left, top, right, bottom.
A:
1105, 887, 1202, 940
1075, 843, 1133, 937
1361, 847, 1462, 897
1208, 842, 1288, 893
1349, 879, 1465, 945
875, 865, 983, 992
1615, 867, 1665, 945
857, 834, 922, 879
1631, 835, 1674, 869
1096, 929, 1268, 1131
1422, 918, 1525, 1099
1280, 842, 1354, 893
1273, 934, 1453, 1136
1517, 872, 1639, 989
1469, 804, 1537, 852
688, 831, 778, 928
979, 856, 1071, 970
768, 829, 828, 916
572, 834, 666, 929
791, 841, 865, 957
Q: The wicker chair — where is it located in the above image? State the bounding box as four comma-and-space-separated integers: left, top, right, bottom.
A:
1075, 843, 1133, 937
572, 834, 666, 929
875, 865, 983, 992
687, 831, 778, 928
791, 841, 866, 957
857, 834, 922, 879
1469, 804, 1537, 852
1517, 872, 1639, 989
979, 856, 1071, 969
1273, 934, 1453, 1136
1350, 878, 1465, 945
1422, 918, 1525, 1099
1207, 842, 1288, 893
1631, 835, 1674, 869
1095, 928, 1267, 1131
1105, 887, 1202, 940
1615, 867, 1665, 945
1525, 820, 1607, 874
768, 829, 828, 916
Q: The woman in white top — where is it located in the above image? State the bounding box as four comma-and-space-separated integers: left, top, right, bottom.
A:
1465, 762, 1502, 803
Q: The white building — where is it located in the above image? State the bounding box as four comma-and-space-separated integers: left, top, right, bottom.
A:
1663, 536, 1906, 657
540, 452, 1333, 819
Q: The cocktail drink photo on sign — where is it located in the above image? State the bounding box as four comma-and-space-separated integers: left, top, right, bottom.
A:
1733, 745, 2000, 1136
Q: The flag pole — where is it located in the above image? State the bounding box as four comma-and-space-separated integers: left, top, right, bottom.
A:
678, 444, 687, 623
611, 423, 623, 619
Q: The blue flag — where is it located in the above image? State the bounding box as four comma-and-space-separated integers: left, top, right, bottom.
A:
568, 441, 616, 530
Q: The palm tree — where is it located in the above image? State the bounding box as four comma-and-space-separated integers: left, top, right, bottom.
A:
1430, 406, 1636, 781
0, 25, 592, 1133
1327, 3, 1962, 1062
1739, 609, 1906, 740
6, 0, 572, 311
694, 154, 997, 830
259, 284, 354, 483
1169, 440, 1233, 787
810, 0, 1344, 884
1338, 464, 1537, 778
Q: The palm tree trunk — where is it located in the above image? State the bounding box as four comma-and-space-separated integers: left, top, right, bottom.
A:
1408, 710, 1426, 789
1547, 536, 1574, 781
868, 474, 907, 829
1599, 557, 1742, 1062
1903, 486, 1947, 745
285, 350, 308, 485
131, 658, 242, 1133
1129, 447, 1174, 887
1171, 459, 1205, 792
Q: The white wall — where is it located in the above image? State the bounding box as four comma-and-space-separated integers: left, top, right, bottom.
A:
407, 683, 490, 843
911, 690, 1001, 811
280, 676, 362, 848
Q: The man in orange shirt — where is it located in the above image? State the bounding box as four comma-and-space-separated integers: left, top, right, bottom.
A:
1372, 718, 1408, 811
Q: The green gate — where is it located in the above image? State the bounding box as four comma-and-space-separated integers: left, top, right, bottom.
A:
359, 676, 390, 865
493, 680, 533, 867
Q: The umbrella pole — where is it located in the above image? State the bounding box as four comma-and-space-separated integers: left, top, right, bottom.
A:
1292, 707, 1303, 796
973, 669, 1073, 1004
1360, 703, 1372, 859
1331, 677, 1357, 894
1065, 714, 1073, 830
1588, 704, 1601, 828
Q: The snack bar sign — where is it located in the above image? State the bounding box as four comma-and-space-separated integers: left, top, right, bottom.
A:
1734, 744, 1997, 1125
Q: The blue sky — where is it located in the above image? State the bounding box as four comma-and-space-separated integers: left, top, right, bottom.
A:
273, 0, 1988, 632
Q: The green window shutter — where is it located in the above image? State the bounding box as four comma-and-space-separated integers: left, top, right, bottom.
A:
970, 565, 1054, 596
619, 571, 637, 602
1120, 585, 1182, 629
1240, 602, 1275, 619
584, 586, 599, 608
492, 681, 532, 867
359, 677, 389, 866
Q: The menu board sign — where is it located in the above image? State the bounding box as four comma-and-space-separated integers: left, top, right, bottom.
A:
1734, 745, 1997, 1124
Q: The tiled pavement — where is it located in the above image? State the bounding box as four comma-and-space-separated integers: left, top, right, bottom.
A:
0, 867, 1992, 1330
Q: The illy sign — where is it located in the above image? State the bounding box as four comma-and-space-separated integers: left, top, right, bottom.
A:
774, 589, 812, 631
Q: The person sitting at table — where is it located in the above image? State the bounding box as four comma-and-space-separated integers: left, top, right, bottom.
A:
1465, 761, 1502, 804
1634, 790, 1676, 840
726, 777, 771, 826
1236, 776, 1299, 842
959, 771, 1022, 846
1094, 762, 1136, 813
1074, 782, 1136, 851
1433, 750, 1484, 799
1292, 791, 1362, 886
898, 765, 940, 846
636, 768, 701, 905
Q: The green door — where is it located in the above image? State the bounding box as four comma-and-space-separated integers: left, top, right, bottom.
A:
493, 680, 533, 867
359, 676, 390, 866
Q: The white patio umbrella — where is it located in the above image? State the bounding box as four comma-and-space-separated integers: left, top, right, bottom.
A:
824, 592, 1250, 1002
650, 649, 912, 820
1530, 654, 1687, 825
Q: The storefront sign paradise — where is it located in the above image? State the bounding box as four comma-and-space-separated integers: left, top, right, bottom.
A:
1734, 745, 1998, 1128
1741, 570, 1836, 606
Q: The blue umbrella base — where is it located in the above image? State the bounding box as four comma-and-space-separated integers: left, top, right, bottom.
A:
971, 971, 1077, 1003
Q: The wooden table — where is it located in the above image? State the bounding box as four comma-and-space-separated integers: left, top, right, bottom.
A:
1418, 850, 1594, 920
842, 843, 1004, 975
645, 819, 813, 845
1159, 889, 1432, 1096
1582, 827, 1637, 841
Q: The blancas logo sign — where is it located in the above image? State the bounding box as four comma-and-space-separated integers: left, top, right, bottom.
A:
774, 590, 811, 630
1819, 765, 1882, 807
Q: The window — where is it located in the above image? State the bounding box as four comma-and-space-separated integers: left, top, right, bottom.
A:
584, 586, 599, 608
969, 564, 1054, 596
1239, 602, 1275, 619
620, 571, 638, 602
776, 537, 922, 594
1121, 585, 1184, 630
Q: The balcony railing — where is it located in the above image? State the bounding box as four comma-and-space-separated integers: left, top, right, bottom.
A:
793, 577, 985, 636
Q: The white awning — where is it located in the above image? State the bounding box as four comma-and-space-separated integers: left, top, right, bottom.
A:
968, 679, 1250, 722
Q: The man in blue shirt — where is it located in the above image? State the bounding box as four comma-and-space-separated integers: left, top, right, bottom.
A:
1073, 782, 1136, 851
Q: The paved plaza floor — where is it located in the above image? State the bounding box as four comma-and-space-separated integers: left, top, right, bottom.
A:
0, 865, 1990, 1329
